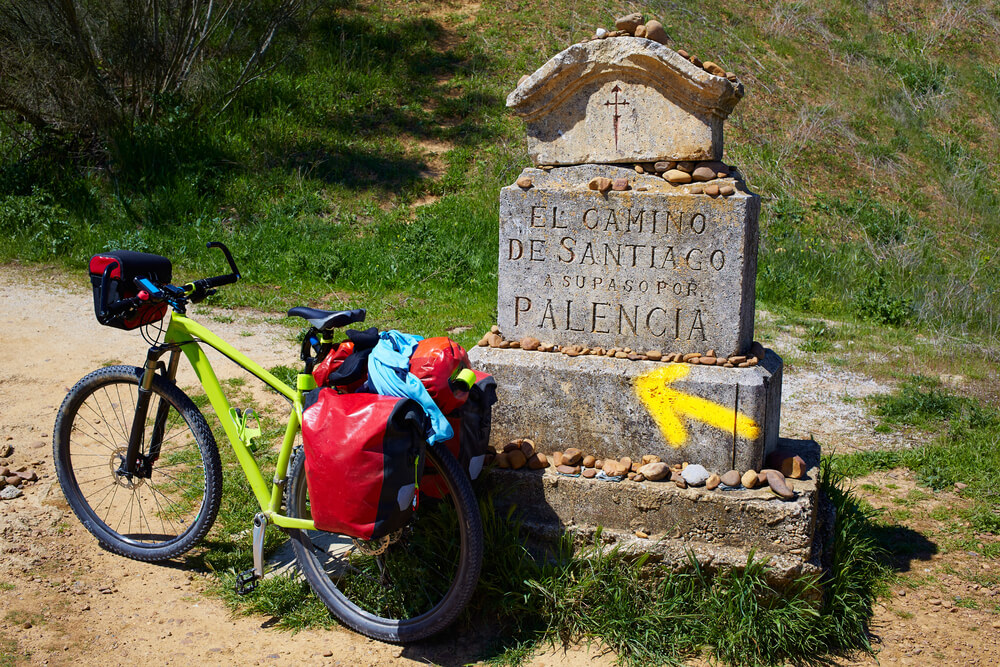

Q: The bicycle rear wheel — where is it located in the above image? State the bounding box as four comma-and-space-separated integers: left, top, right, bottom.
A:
286, 442, 483, 642
53, 365, 222, 561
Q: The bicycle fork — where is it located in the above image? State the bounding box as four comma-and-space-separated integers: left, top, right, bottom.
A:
122, 348, 180, 480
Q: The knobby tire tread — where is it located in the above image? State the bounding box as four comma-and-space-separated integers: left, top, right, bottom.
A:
53, 365, 223, 562
286, 441, 484, 643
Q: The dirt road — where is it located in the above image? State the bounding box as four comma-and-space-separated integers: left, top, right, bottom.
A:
0, 263, 997, 666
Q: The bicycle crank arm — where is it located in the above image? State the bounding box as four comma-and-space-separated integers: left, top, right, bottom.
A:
236, 513, 268, 595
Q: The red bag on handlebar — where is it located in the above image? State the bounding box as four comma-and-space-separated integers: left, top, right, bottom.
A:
89, 250, 172, 330
301, 389, 428, 540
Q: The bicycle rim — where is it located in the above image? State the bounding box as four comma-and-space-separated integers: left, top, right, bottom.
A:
56, 367, 216, 554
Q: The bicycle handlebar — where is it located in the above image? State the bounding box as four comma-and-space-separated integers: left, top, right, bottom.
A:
183, 242, 242, 301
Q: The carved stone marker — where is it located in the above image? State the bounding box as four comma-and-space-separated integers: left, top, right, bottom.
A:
508, 39, 744, 166
470, 35, 782, 472
498, 163, 758, 356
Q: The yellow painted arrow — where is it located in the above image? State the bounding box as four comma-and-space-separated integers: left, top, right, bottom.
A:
634, 365, 760, 447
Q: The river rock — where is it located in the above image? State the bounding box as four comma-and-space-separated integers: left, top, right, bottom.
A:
765, 470, 795, 499
557, 464, 582, 475
588, 176, 613, 191
638, 462, 669, 481
702, 61, 726, 76
653, 161, 674, 172
563, 448, 583, 465
641, 454, 661, 465
741, 470, 758, 489
495, 453, 509, 468
520, 336, 541, 350
615, 13, 643, 33
644, 20, 668, 44
720, 185, 735, 196
528, 453, 549, 469
582, 455, 596, 468
681, 464, 710, 486
5, 476, 21, 487
691, 166, 716, 181
516, 176, 533, 189
783, 455, 807, 479
552, 451, 564, 466
620, 457, 632, 473
634, 24, 646, 38
611, 177, 629, 191
663, 169, 691, 183
706, 473, 720, 490
719, 470, 741, 487
508, 449, 528, 469
582, 468, 597, 478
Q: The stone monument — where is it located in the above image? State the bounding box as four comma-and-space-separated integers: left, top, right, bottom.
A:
469, 18, 819, 579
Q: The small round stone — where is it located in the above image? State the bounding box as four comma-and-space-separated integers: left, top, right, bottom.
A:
595, 28, 608, 38
653, 161, 675, 172
681, 464, 710, 486
582, 468, 597, 478
689, 55, 703, 68
690, 185, 704, 194
677, 49, 690, 58
741, 470, 759, 489
721, 470, 741, 487
588, 177, 613, 192
702, 61, 726, 76
705, 184, 720, 197
644, 20, 668, 44
720, 185, 735, 196
691, 166, 716, 181
664, 169, 692, 184
516, 176, 533, 189
634, 24, 646, 38
615, 12, 643, 33
611, 178, 629, 191
706, 474, 721, 490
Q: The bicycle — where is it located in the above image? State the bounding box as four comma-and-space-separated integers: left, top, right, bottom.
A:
52, 241, 484, 642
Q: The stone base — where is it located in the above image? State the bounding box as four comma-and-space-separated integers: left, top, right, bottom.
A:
468, 346, 782, 472
484, 438, 822, 583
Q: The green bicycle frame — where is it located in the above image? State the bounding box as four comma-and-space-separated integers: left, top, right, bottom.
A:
163, 312, 316, 531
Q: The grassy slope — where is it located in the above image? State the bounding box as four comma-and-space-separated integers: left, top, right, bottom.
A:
1, 0, 999, 351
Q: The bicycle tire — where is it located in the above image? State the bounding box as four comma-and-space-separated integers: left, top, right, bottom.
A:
53, 365, 223, 561
286, 441, 483, 642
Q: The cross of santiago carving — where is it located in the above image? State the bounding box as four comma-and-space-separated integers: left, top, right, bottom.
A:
604, 85, 629, 151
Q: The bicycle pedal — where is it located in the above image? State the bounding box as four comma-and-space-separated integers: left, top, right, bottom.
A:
235, 569, 259, 595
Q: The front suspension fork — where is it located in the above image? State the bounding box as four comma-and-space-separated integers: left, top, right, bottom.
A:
123, 348, 180, 477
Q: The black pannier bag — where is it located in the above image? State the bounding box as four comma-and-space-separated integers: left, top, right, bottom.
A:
89, 250, 172, 330
300, 389, 428, 540
422, 370, 497, 499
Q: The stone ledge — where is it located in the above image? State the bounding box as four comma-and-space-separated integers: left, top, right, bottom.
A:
469, 346, 782, 472
484, 438, 821, 583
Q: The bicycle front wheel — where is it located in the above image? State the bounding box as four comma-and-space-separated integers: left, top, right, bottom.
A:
53, 365, 222, 561
286, 441, 484, 642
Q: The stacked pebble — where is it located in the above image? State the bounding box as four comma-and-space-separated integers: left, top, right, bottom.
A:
486, 442, 809, 503
568, 13, 740, 87
583, 161, 739, 197
478, 327, 767, 369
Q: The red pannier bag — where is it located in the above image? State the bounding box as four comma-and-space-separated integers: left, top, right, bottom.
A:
421, 370, 497, 499
89, 250, 172, 330
301, 390, 428, 539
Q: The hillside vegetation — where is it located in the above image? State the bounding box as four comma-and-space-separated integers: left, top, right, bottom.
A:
1, 0, 999, 351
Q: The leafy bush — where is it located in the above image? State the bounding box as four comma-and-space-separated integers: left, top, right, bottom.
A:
855, 270, 912, 325
0, 0, 313, 147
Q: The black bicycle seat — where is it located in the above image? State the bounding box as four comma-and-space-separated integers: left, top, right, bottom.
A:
287, 307, 366, 330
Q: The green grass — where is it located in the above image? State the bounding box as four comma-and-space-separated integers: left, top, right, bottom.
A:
1, 0, 999, 348
832, 380, 1000, 558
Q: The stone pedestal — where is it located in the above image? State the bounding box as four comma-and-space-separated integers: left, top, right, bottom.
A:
469, 346, 782, 472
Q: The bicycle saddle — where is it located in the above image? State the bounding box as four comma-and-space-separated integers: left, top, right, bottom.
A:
287, 307, 366, 330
